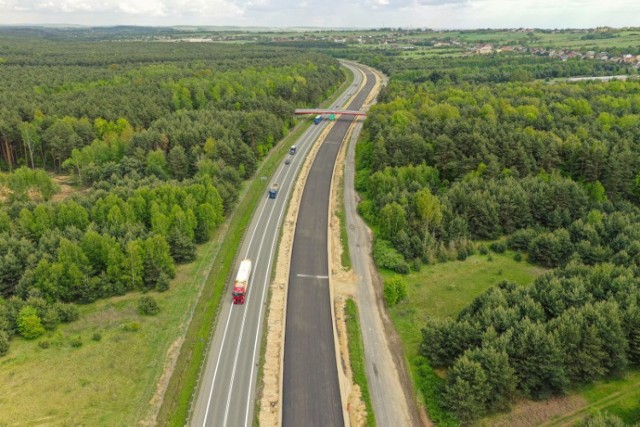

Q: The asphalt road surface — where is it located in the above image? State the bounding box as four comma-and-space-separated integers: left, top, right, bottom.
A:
189, 67, 364, 427
282, 64, 376, 427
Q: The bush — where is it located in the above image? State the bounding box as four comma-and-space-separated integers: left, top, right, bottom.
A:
54, 303, 79, 323
478, 245, 489, 255
38, 340, 50, 349
42, 308, 60, 331
138, 296, 160, 316
514, 252, 523, 262
92, 332, 102, 341
70, 336, 83, 348
410, 258, 422, 272
17, 306, 45, 339
384, 275, 408, 306
490, 241, 506, 253
0, 331, 9, 357
373, 239, 409, 274
507, 228, 538, 251
156, 273, 170, 292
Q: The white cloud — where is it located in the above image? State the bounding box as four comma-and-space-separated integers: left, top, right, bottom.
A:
0, 0, 639, 27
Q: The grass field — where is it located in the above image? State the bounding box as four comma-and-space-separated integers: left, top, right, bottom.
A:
0, 237, 220, 425
384, 252, 545, 425
385, 251, 640, 426
541, 371, 640, 425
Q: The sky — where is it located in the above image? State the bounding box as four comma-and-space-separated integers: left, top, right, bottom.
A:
0, 0, 638, 29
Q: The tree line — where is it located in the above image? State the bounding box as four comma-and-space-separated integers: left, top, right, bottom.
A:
0, 34, 345, 355
352, 51, 640, 424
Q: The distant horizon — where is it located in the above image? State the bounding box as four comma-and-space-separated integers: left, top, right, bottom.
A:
1, 0, 638, 30
1, 23, 639, 32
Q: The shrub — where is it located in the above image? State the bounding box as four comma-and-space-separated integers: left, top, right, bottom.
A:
138, 296, 160, 316
92, 332, 102, 341
514, 252, 523, 262
54, 303, 79, 323
507, 228, 538, 251
38, 340, 50, 349
478, 245, 489, 255
42, 308, 60, 331
156, 273, 170, 293
70, 336, 83, 348
373, 239, 409, 274
490, 241, 506, 253
0, 331, 9, 357
17, 306, 45, 339
384, 275, 408, 306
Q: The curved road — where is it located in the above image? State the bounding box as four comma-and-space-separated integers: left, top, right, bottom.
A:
189, 66, 364, 427
282, 64, 376, 426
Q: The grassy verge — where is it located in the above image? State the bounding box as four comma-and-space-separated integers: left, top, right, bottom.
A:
337, 171, 352, 270
160, 121, 311, 426
384, 252, 546, 426
345, 299, 375, 426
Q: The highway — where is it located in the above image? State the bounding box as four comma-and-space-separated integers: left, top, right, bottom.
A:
189, 64, 365, 427
282, 64, 376, 426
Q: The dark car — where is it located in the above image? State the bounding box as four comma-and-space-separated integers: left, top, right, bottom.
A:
285, 158, 291, 165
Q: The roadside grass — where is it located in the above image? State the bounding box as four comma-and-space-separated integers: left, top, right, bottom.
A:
345, 299, 376, 427
0, 238, 220, 426
337, 170, 352, 270
383, 252, 545, 426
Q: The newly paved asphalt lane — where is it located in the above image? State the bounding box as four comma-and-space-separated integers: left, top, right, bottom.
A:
282, 64, 376, 427
189, 66, 364, 427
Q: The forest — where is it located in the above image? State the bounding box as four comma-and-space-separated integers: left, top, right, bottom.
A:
352, 51, 640, 423
0, 33, 344, 355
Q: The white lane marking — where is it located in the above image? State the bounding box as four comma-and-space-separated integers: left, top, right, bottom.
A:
203, 106, 324, 425
223, 157, 288, 426
202, 160, 275, 425
296, 274, 329, 279
243, 168, 292, 426
221, 116, 312, 425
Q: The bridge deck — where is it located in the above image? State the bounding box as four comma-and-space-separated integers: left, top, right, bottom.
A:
294, 108, 367, 116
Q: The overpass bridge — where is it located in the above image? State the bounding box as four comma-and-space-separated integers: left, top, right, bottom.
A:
294, 108, 367, 117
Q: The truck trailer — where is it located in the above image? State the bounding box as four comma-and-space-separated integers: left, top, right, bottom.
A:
232, 259, 252, 304
269, 183, 280, 198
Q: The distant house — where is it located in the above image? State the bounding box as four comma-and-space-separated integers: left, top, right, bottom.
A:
497, 46, 514, 53
473, 44, 493, 54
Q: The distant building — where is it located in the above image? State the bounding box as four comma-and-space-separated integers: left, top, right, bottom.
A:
473, 44, 494, 54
